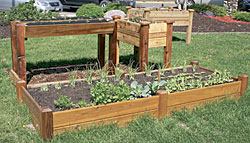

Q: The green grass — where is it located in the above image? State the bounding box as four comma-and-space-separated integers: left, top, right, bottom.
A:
0, 33, 250, 142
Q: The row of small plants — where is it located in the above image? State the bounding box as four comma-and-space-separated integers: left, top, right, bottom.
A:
47, 64, 234, 110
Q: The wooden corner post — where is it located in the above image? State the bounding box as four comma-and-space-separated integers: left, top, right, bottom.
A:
40, 107, 53, 141
164, 20, 174, 68
238, 74, 248, 96
98, 34, 105, 67
126, 6, 132, 18
186, 9, 194, 44
11, 21, 20, 73
157, 90, 168, 119
190, 60, 199, 66
16, 80, 26, 104
139, 21, 150, 71
16, 24, 26, 82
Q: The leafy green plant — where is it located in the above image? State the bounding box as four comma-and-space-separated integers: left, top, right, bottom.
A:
144, 63, 155, 76
74, 100, 87, 108
98, 68, 109, 83
91, 80, 133, 105
130, 81, 150, 98
41, 85, 48, 91
128, 61, 137, 80
103, 3, 127, 13
146, 80, 167, 95
70, 71, 77, 87
55, 82, 62, 90
86, 66, 94, 85
54, 95, 73, 110
114, 67, 124, 81
76, 4, 104, 18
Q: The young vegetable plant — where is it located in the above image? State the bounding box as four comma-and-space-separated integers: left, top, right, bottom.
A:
85, 65, 94, 85
70, 71, 77, 87
55, 82, 62, 90
98, 68, 109, 83
114, 67, 124, 81
146, 80, 167, 95
54, 95, 73, 110
144, 63, 155, 76
41, 85, 48, 91
128, 61, 137, 80
74, 100, 87, 108
130, 81, 150, 98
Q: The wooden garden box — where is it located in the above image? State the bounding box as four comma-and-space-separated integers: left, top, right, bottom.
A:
116, 19, 174, 71
12, 61, 248, 141
127, 8, 194, 44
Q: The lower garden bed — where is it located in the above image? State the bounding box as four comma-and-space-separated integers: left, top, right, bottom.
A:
14, 61, 248, 140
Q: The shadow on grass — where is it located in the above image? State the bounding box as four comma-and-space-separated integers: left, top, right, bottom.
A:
172, 36, 185, 42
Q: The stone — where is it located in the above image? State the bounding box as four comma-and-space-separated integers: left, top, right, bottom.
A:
104, 10, 126, 21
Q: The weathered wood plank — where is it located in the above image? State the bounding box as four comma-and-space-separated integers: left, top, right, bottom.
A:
139, 22, 150, 71
164, 22, 173, 68
9, 69, 21, 84
167, 92, 240, 114
148, 37, 166, 48
117, 20, 141, 33
53, 96, 159, 128
21, 87, 42, 121
40, 107, 53, 141
117, 32, 140, 47
167, 81, 241, 106
16, 24, 26, 81
117, 28, 140, 38
53, 109, 158, 135
11, 21, 19, 72
149, 23, 166, 33
98, 34, 105, 67
25, 23, 114, 38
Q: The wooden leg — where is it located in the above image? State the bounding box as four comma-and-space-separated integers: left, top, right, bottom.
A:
139, 22, 150, 72
186, 9, 194, 44
11, 22, 19, 73
108, 21, 119, 72
16, 24, 26, 82
98, 34, 105, 67
16, 80, 26, 104
134, 46, 140, 63
238, 74, 248, 96
164, 21, 173, 68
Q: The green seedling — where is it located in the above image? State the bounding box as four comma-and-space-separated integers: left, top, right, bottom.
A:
75, 100, 87, 108
41, 85, 48, 91
54, 95, 73, 110
114, 67, 124, 81
70, 71, 77, 87
55, 82, 62, 90
85, 65, 94, 85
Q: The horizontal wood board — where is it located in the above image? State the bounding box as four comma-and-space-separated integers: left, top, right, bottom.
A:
25, 23, 114, 38
9, 69, 20, 84
53, 96, 159, 128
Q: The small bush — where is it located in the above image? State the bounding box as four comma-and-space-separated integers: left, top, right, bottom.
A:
232, 11, 250, 22
103, 3, 127, 13
76, 4, 104, 18
0, 0, 59, 23
189, 4, 227, 17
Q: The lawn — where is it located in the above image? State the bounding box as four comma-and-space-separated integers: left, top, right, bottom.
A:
0, 33, 250, 142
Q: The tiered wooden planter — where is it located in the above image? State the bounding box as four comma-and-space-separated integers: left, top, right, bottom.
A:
117, 19, 174, 71
127, 8, 194, 44
10, 19, 117, 83
13, 61, 248, 141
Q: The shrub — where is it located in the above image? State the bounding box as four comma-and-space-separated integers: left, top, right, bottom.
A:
76, 4, 104, 18
232, 11, 250, 22
103, 3, 127, 13
189, 4, 227, 17
0, 0, 59, 23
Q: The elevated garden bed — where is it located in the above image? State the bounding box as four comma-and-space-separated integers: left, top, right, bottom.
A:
14, 61, 248, 140
127, 7, 194, 44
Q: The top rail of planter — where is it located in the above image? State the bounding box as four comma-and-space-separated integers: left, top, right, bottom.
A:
14, 20, 115, 38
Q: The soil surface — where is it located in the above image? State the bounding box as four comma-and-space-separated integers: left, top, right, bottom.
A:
29, 67, 217, 112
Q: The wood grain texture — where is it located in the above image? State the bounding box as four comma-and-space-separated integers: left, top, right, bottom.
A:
149, 23, 166, 33
9, 69, 21, 84
167, 81, 241, 106
164, 22, 173, 68
117, 20, 141, 33
16, 24, 26, 81
40, 108, 53, 141
167, 92, 240, 115
53, 109, 158, 135
109, 21, 118, 68
117, 28, 140, 38
25, 23, 114, 38
53, 96, 159, 128
157, 90, 168, 118
11, 21, 19, 72
16, 80, 26, 103
238, 74, 248, 96
117, 32, 140, 47
186, 9, 194, 44
139, 22, 150, 71
98, 34, 105, 67
148, 37, 166, 47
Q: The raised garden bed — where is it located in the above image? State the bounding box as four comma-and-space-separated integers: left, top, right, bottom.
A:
116, 19, 174, 71
127, 7, 194, 44
10, 17, 119, 83
14, 61, 248, 140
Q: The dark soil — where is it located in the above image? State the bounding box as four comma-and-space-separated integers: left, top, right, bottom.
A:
28, 67, 215, 112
